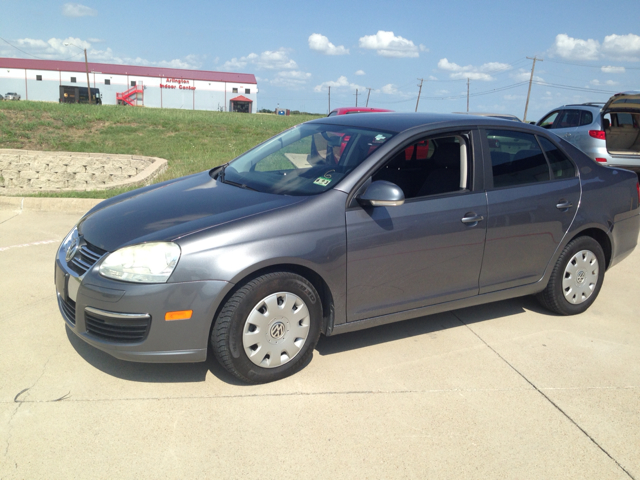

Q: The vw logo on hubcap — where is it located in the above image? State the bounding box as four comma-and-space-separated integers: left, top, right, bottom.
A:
576, 271, 586, 284
269, 321, 286, 340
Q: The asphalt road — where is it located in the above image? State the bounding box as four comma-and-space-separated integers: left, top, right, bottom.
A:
1, 198, 639, 479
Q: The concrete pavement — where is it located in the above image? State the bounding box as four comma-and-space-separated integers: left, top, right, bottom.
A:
0, 199, 638, 479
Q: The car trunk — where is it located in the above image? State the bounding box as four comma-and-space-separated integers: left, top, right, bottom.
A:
603, 92, 640, 156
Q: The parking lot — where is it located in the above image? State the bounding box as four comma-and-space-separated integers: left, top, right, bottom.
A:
1, 198, 639, 479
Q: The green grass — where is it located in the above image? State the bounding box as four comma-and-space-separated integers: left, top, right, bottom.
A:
0, 101, 322, 198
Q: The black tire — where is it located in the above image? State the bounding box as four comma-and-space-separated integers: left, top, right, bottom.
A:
211, 272, 322, 384
537, 236, 605, 315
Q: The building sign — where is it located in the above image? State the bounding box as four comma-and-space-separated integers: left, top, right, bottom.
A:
160, 78, 196, 90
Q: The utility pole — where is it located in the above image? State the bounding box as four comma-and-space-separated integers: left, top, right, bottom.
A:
467, 78, 470, 112
354, 88, 359, 107
84, 49, 92, 103
328, 86, 331, 113
524, 56, 543, 122
415, 78, 424, 112
365, 88, 373, 107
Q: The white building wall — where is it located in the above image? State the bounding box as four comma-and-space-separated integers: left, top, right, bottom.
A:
0, 66, 257, 112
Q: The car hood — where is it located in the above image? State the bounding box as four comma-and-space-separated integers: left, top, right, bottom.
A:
603, 91, 640, 114
78, 171, 306, 252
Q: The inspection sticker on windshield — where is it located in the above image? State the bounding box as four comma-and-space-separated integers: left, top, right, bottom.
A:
313, 177, 332, 186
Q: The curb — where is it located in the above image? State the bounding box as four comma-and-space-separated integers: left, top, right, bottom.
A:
0, 196, 103, 214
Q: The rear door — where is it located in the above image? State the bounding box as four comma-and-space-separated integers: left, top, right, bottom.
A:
479, 129, 580, 293
550, 109, 582, 143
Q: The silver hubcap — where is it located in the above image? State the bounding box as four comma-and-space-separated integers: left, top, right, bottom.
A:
242, 292, 310, 368
562, 250, 599, 304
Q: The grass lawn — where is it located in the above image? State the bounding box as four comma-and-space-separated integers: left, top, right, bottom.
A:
0, 101, 322, 198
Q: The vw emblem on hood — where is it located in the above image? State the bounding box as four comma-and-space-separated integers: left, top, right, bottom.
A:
65, 237, 79, 262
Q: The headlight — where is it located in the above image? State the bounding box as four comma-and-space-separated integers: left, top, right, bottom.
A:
60, 226, 79, 262
99, 242, 181, 283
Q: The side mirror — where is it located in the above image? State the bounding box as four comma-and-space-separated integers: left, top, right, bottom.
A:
357, 180, 405, 207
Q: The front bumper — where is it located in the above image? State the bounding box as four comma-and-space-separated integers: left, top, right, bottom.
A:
55, 256, 230, 363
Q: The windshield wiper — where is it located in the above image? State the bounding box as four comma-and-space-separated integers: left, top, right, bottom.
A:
216, 164, 258, 191
217, 164, 227, 182
224, 179, 258, 191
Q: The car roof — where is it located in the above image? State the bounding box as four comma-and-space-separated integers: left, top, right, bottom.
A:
329, 107, 394, 116
453, 112, 522, 122
307, 112, 540, 133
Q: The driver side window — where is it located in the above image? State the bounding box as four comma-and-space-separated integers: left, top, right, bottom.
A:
372, 134, 470, 199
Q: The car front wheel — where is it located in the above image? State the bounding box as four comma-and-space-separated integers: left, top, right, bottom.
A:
537, 236, 605, 315
211, 272, 322, 383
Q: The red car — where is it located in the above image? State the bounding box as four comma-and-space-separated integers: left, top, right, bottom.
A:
328, 107, 393, 116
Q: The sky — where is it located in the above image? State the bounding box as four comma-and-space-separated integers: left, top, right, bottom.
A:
1, 0, 639, 119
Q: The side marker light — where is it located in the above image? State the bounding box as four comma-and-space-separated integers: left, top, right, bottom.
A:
165, 310, 193, 321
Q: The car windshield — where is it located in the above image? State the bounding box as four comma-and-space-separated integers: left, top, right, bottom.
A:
218, 123, 395, 195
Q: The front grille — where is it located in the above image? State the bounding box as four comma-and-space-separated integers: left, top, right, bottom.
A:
85, 310, 151, 343
59, 296, 76, 325
68, 242, 107, 276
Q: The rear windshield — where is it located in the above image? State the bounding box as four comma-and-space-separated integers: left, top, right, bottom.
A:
217, 124, 395, 196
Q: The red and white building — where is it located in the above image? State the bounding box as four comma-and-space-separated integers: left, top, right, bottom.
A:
0, 57, 257, 112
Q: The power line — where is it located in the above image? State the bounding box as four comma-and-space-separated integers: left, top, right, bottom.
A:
533, 81, 617, 94
0, 36, 84, 61
545, 58, 640, 70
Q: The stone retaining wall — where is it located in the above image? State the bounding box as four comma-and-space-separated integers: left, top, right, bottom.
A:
0, 149, 168, 194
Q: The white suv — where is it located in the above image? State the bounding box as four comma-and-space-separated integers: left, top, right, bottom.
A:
537, 92, 640, 174
4, 92, 21, 101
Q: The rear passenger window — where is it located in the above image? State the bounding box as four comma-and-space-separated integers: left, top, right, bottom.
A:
579, 111, 593, 126
486, 130, 550, 188
555, 110, 581, 128
537, 137, 576, 179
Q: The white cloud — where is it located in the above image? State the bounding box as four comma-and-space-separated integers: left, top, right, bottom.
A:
62, 3, 97, 17
504, 94, 524, 101
437, 58, 511, 81
313, 75, 365, 93
590, 79, 618, 86
601, 34, 640, 61
380, 84, 399, 95
270, 70, 312, 88
549, 33, 640, 62
601, 66, 625, 74
308, 34, 349, 55
359, 31, 425, 58
510, 68, 544, 82
223, 48, 297, 71
2, 36, 202, 69
428, 75, 438, 81
550, 34, 600, 60
355, 70, 365, 76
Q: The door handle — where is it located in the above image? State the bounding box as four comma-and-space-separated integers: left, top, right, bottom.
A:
461, 213, 484, 224
556, 200, 573, 210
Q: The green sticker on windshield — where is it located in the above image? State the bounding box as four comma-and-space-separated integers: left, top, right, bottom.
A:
313, 177, 332, 186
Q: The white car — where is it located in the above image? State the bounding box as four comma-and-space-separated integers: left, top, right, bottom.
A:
4, 92, 21, 100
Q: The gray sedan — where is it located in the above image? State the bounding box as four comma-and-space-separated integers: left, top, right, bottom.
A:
55, 113, 640, 383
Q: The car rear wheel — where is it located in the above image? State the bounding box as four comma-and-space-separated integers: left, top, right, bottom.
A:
537, 236, 605, 315
211, 272, 322, 384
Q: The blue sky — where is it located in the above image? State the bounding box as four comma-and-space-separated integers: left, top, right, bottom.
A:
2, 0, 639, 119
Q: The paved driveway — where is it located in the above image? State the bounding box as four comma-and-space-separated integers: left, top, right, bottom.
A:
1, 199, 639, 479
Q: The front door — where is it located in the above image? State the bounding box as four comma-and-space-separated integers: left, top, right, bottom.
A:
345, 131, 487, 322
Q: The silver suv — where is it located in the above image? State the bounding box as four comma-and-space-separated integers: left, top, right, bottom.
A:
537, 92, 640, 174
